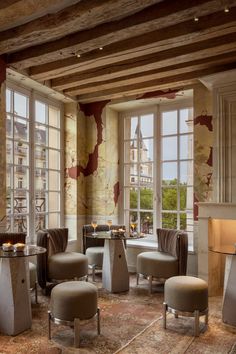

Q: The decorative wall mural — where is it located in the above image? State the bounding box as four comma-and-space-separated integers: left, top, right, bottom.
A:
194, 113, 213, 220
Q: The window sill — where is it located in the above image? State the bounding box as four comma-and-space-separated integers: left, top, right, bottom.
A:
127, 239, 195, 253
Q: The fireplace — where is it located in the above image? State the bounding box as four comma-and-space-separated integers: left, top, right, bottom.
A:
198, 202, 236, 296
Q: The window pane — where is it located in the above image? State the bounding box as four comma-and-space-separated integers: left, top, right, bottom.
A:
162, 136, 177, 160
14, 92, 28, 118
125, 164, 138, 186
6, 89, 12, 113
35, 196, 46, 213
49, 149, 60, 170
140, 138, 153, 162
35, 124, 46, 145
35, 169, 47, 191
6, 140, 13, 163
14, 215, 28, 233
14, 195, 28, 214
6, 115, 12, 137
14, 117, 28, 142
140, 212, 153, 234
162, 162, 177, 185
14, 141, 29, 165
48, 128, 60, 149
140, 114, 153, 138
180, 108, 193, 133
35, 214, 46, 231
48, 213, 60, 228
130, 188, 138, 209
127, 140, 138, 163
140, 188, 153, 210
14, 167, 29, 190
49, 106, 60, 128
48, 192, 60, 212
180, 213, 187, 230
49, 171, 60, 190
124, 116, 138, 140
35, 146, 46, 168
130, 212, 138, 232
162, 111, 177, 135
180, 160, 193, 185
162, 187, 177, 210
180, 135, 193, 160
140, 163, 153, 186
162, 212, 177, 229
35, 101, 46, 124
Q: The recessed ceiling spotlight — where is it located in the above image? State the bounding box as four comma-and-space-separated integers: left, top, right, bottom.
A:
224, 6, 229, 12
99, 47, 103, 50
194, 16, 199, 22
77, 53, 81, 58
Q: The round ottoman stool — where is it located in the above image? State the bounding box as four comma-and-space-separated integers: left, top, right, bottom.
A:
163, 276, 208, 336
86, 246, 104, 281
48, 281, 100, 347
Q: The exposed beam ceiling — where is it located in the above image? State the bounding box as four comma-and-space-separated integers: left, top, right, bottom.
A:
1, 0, 236, 103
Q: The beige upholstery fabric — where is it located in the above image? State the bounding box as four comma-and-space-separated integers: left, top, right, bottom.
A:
37, 228, 88, 291
137, 251, 178, 279
50, 281, 98, 321
164, 276, 208, 312
48, 252, 88, 280
157, 228, 188, 275
86, 247, 104, 267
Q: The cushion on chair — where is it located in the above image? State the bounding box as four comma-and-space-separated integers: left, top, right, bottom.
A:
50, 281, 98, 321
86, 247, 104, 267
164, 276, 208, 312
48, 252, 88, 280
137, 251, 179, 279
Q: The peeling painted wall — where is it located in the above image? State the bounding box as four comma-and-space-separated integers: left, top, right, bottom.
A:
193, 83, 213, 220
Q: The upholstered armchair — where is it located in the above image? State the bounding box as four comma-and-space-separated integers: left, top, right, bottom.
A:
136, 228, 188, 293
83, 224, 126, 281
37, 228, 88, 293
0, 232, 38, 302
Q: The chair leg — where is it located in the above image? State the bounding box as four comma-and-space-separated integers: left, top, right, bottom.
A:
194, 310, 200, 337
136, 273, 139, 285
48, 311, 51, 340
205, 311, 208, 326
163, 302, 167, 329
74, 318, 80, 348
148, 275, 152, 294
97, 308, 101, 335
174, 312, 178, 319
92, 265, 96, 282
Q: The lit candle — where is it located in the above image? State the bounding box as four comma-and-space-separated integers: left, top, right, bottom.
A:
13, 243, 25, 251
2, 242, 14, 251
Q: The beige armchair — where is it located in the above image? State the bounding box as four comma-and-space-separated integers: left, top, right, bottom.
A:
37, 228, 88, 293
136, 228, 188, 293
0, 232, 38, 302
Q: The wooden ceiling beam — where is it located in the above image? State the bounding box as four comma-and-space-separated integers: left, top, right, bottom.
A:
0, 0, 161, 54
76, 63, 236, 103
0, 0, 81, 32
28, 7, 236, 81
51, 33, 236, 90
64, 51, 236, 96
6, 0, 234, 67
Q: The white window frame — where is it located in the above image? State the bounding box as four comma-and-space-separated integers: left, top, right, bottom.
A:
6, 81, 64, 243
119, 100, 194, 250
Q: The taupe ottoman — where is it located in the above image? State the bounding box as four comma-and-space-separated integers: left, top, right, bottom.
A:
163, 276, 208, 336
48, 281, 100, 347
86, 246, 104, 281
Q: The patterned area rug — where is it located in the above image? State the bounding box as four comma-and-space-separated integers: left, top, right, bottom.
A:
0, 275, 235, 354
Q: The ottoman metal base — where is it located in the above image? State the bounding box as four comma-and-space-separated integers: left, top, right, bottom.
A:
163, 303, 208, 336
48, 308, 100, 347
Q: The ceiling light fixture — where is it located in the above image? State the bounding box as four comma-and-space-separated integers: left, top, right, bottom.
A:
99, 47, 103, 50
194, 16, 199, 22
224, 6, 229, 12
77, 53, 81, 58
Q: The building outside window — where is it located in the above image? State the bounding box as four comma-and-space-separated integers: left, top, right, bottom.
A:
121, 103, 194, 250
5, 84, 63, 242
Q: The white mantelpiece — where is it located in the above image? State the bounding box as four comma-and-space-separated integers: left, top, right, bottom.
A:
198, 202, 236, 295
